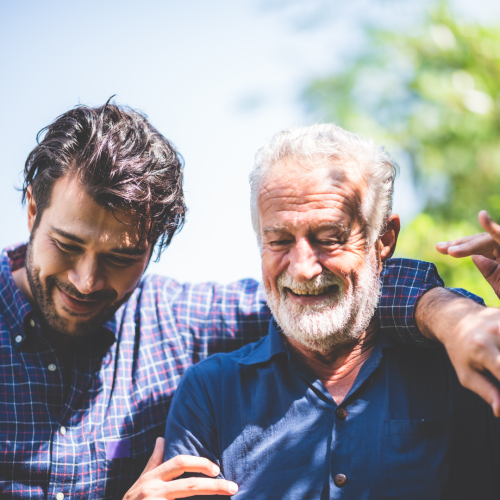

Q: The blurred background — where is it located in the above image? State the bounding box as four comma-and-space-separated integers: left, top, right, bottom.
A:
1, 0, 500, 303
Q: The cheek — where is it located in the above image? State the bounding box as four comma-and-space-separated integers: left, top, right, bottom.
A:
322, 250, 366, 283
261, 250, 286, 292
106, 264, 146, 300
32, 238, 70, 279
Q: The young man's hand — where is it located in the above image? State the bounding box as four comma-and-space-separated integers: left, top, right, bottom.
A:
436, 210, 500, 299
123, 438, 238, 499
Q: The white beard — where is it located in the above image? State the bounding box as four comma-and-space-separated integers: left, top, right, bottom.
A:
264, 249, 381, 353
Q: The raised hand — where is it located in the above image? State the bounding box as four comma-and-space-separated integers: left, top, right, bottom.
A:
123, 437, 238, 499
436, 210, 500, 298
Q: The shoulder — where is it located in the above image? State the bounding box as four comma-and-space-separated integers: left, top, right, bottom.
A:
186, 336, 268, 378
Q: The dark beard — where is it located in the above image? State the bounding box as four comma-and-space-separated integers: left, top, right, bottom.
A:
25, 240, 127, 337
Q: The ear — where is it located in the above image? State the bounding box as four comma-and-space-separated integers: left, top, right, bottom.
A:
377, 214, 400, 265
26, 186, 37, 233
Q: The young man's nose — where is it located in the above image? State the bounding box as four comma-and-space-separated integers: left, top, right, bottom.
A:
67, 256, 106, 295
287, 238, 322, 282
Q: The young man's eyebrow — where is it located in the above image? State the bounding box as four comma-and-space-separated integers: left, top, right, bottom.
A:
50, 226, 147, 256
108, 246, 148, 256
50, 227, 85, 244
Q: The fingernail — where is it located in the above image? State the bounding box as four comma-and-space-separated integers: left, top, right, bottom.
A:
229, 482, 238, 494
213, 464, 220, 475
436, 242, 445, 246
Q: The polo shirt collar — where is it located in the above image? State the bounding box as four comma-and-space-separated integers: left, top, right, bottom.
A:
238, 318, 287, 365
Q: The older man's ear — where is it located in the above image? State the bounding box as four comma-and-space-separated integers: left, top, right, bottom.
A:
377, 214, 401, 266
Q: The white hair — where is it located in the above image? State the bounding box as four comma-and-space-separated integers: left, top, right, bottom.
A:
249, 123, 399, 247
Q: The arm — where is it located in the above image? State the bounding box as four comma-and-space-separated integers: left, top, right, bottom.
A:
123, 360, 236, 500
171, 260, 445, 362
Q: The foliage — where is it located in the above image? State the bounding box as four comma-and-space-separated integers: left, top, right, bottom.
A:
304, 1, 500, 304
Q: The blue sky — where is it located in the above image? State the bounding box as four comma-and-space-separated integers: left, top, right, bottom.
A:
1, 0, 499, 284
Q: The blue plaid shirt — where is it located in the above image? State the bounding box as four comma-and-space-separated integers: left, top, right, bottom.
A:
0, 243, 475, 499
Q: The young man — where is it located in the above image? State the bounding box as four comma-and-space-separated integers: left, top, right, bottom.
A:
0, 102, 497, 500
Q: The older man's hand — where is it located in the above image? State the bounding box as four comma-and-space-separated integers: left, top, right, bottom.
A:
123, 438, 238, 500
436, 210, 500, 299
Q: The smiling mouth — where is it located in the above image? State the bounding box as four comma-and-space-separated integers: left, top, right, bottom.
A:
57, 287, 104, 315
287, 285, 339, 297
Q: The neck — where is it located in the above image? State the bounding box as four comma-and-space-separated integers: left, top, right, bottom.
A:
284, 321, 378, 405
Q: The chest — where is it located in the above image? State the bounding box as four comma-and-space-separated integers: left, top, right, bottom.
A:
218, 353, 499, 500
0, 315, 188, 500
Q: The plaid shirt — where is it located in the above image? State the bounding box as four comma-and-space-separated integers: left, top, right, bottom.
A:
0, 243, 478, 499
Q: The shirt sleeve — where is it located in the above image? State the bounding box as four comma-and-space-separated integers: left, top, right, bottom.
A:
378, 258, 485, 347
169, 279, 271, 364
163, 359, 226, 499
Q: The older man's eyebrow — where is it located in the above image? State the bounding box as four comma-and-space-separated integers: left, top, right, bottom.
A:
262, 225, 293, 234
315, 222, 351, 234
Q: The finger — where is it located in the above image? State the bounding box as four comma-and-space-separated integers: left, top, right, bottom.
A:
479, 211, 500, 248
153, 455, 220, 481
436, 233, 486, 254
459, 370, 500, 418
164, 477, 238, 498
446, 233, 497, 259
472, 255, 500, 285
140, 437, 166, 477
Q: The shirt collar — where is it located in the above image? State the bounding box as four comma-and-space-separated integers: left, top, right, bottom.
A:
238, 318, 287, 366
237, 311, 406, 368
0, 243, 37, 347
0, 242, 117, 350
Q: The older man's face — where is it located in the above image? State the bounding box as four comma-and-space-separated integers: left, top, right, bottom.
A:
259, 159, 382, 352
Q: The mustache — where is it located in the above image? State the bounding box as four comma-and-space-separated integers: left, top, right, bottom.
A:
277, 269, 344, 293
48, 276, 118, 302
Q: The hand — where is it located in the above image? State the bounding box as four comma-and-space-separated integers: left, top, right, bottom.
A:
123, 437, 238, 499
416, 288, 500, 417
436, 210, 500, 298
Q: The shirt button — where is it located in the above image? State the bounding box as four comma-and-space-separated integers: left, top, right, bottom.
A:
48, 364, 57, 372
56, 493, 65, 500
30, 318, 36, 328
335, 407, 347, 421
334, 473, 347, 487
60, 426, 67, 435
15, 335, 23, 343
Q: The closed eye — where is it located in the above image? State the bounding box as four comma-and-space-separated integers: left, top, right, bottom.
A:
107, 255, 136, 267
55, 240, 81, 253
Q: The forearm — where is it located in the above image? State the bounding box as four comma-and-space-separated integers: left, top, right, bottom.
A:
415, 287, 485, 343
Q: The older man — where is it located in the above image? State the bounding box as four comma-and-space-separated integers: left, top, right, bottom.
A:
163, 124, 500, 499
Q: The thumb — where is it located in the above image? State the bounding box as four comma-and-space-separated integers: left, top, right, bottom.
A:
140, 437, 165, 477
479, 211, 500, 248
472, 255, 500, 298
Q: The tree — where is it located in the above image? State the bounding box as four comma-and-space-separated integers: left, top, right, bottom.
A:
304, 1, 500, 304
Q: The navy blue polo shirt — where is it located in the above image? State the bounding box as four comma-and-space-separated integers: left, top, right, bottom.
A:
164, 319, 500, 499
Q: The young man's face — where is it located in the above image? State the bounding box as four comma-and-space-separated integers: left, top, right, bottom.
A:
25, 175, 152, 337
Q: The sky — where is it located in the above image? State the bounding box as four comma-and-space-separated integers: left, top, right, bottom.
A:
1, 0, 499, 284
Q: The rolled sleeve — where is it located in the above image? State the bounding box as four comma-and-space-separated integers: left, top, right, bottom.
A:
378, 258, 444, 347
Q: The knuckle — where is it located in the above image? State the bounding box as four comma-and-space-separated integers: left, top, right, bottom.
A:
171, 455, 188, 469
184, 478, 199, 491
469, 334, 488, 355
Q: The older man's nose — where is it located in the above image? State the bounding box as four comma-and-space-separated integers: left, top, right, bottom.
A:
67, 256, 106, 295
287, 239, 322, 282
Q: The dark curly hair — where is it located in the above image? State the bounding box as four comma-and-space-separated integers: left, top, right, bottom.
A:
22, 99, 186, 261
